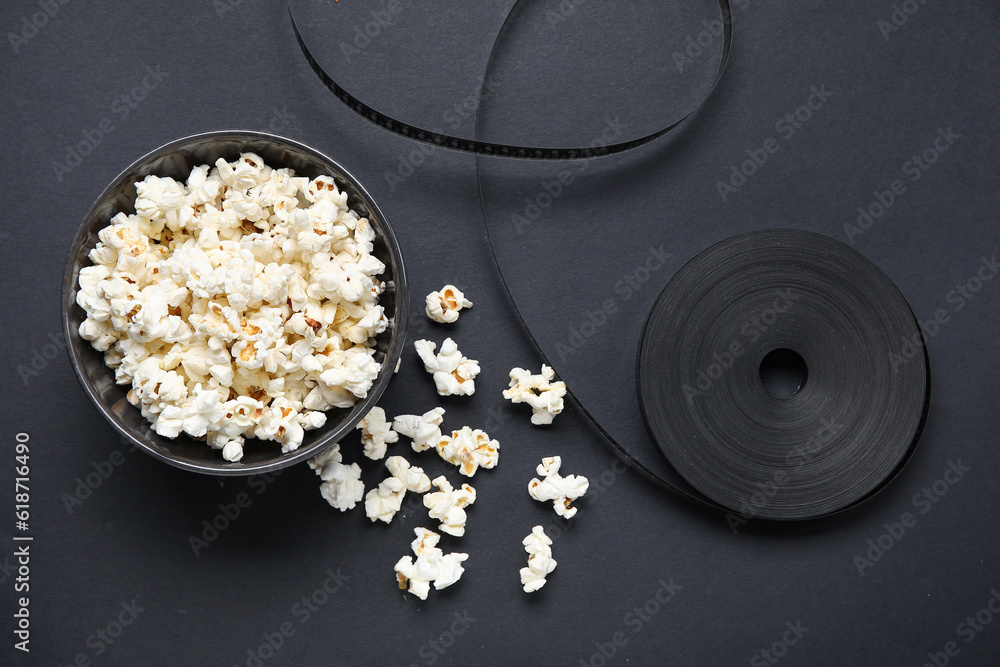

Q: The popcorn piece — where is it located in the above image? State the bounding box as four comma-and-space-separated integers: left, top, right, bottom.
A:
425, 285, 473, 324
414, 338, 480, 396
423, 476, 476, 537
519, 525, 557, 593
394, 527, 468, 600
221, 438, 245, 463
364, 456, 431, 523
393, 407, 445, 453
386, 455, 432, 494
503, 365, 567, 425
436, 426, 499, 477
528, 456, 589, 519
308, 444, 344, 473
365, 476, 407, 523
308, 444, 365, 511
74, 154, 389, 461
356, 406, 399, 460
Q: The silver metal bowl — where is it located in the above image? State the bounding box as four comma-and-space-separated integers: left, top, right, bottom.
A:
61, 130, 407, 475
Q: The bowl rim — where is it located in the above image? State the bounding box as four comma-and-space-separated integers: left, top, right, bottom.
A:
61, 129, 408, 475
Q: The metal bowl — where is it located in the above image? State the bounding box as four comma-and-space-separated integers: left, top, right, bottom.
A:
61, 131, 407, 475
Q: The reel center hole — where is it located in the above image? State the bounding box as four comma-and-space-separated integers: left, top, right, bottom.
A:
759, 348, 807, 399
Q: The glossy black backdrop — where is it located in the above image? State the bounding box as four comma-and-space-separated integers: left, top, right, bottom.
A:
1, 1, 998, 666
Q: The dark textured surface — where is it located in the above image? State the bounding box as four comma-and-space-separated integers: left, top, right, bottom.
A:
1, 1, 998, 666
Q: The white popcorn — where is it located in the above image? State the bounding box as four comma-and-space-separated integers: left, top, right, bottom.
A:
318, 346, 381, 399
436, 426, 499, 477
221, 439, 244, 462
134, 175, 185, 222
392, 407, 445, 453
519, 525, 557, 593
528, 456, 589, 519
357, 407, 399, 460
308, 445, 365, 511
394, 527, 468, 600
423, 476, 476, 537
364, 476, 407, 523
502, 365, 567, 425
386, 455, 432, 494
320, 463, 365, 511
413, 338, 480, 397
308, 443, 344, 472
75, 154, 389, 460
425, 285, 473, 324
364, 456, 431, 523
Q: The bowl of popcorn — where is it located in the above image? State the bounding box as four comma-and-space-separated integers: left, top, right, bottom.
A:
62, 131, 407, 474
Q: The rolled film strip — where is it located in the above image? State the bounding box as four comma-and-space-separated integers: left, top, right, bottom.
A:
637, 230, 930, 520
287, 2, 929, 519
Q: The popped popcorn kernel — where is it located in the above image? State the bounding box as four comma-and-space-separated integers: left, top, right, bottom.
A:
425, 284, 473, 324
414, 338, 480, 397
502, 365, 567, 425
394, 527, 468, 600
423, 476, 476, 537
519, 525, 557, 593
528, 456, 589, 519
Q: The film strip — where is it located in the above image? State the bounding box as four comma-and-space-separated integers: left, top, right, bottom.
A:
288, 0, 733, 160
288, 1, 929, 520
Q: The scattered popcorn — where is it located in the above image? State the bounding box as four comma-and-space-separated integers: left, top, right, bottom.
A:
423, 476, 476, 537
75, 154, 390, 460
503, 365, 567, 425
393, 407, 446, 453
528, 456, 589, 519
425, 285, 473, 324
414, 338, 480, 397
394, 527, 468, 600
435, 426, 499, 477
308, 445, 365, 511
364, 456, 431, 523
519, 525, 557, 593
356, 406, 399, 460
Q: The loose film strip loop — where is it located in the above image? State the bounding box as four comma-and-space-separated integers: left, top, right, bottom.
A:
289, 0, 733, 159
287, 3, 925, 520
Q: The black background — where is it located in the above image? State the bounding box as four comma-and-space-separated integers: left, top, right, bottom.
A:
2, 1, 999, 666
